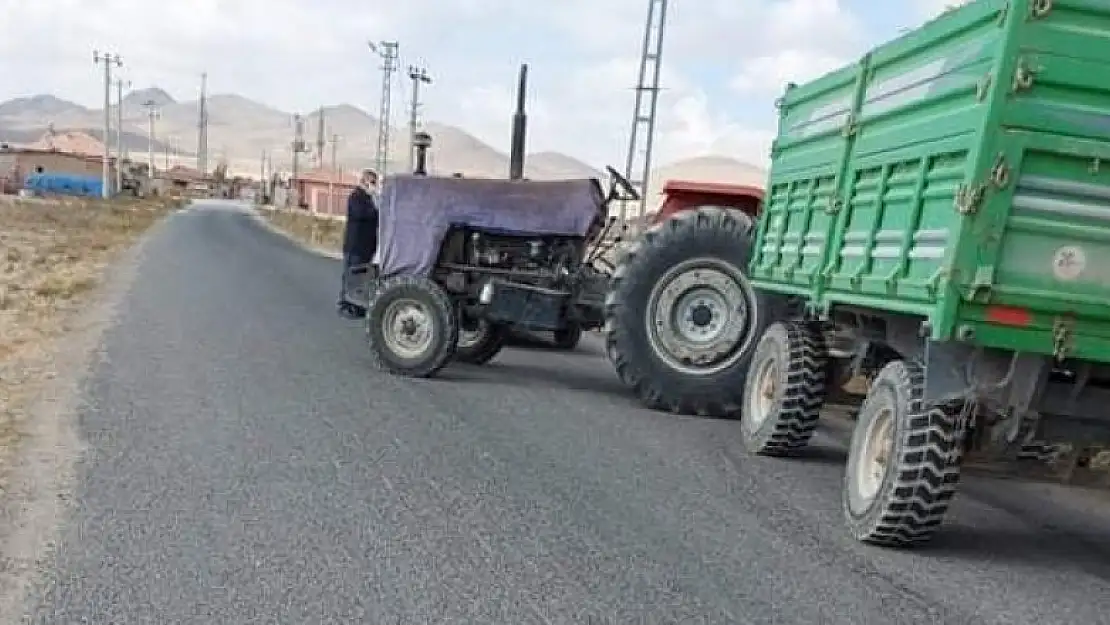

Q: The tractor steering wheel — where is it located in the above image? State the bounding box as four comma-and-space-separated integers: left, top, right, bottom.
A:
605, 165, 639, 201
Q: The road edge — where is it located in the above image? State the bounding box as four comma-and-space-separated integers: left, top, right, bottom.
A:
0, 216, 164, 623
249, 205, 343, 260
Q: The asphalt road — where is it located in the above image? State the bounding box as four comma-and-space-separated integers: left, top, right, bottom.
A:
21, 201, 1110, 623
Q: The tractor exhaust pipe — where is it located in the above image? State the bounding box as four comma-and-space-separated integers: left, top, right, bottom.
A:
413, 131, 431, 176
508, 63, 528, 180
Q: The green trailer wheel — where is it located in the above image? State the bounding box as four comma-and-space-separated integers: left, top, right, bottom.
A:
740, 321, 828, 455
843, 360, 966, 547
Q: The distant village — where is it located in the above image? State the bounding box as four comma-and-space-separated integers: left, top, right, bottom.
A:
0, 127, 359, 218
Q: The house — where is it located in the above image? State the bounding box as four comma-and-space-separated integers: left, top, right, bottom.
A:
0, 129, 118, 192
158, 165, 208, 190
291, 167, 358, 217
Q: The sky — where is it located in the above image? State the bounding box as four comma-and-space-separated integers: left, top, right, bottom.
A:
0, 0, 965, 168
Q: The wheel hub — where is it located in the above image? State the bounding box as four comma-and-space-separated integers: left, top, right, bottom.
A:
675, 290, 727, 343
745, 356, 778, 430
690, 302, 713, 327
855, 407, 895, 505
645, 259, 755, 376
382, 299, 433, 359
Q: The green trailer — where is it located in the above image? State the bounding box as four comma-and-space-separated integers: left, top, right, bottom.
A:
605, 0, 1110, 547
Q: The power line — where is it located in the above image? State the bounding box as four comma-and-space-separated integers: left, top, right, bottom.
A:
369, 41, 399, 177
407, 65, 432, 172
93, 50, 122, 199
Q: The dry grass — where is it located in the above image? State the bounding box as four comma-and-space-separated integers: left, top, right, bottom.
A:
0, 194, 181, 467
260, 207, 344, 253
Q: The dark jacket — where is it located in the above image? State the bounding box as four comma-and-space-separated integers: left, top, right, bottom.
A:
343, 186, 379, 258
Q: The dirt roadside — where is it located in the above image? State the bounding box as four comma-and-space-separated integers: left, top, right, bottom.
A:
0, 195, 181, 482
255, 205, 344, 257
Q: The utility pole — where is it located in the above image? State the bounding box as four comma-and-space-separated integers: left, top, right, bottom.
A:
93, 50, 122, 199
407, 65, 431, 171
369, 40, 399, 177
197, 72, 208, 176
315, 108, 326, 167
328, 133, 339, 214
259, 149, 267, 203
114, 78, 129, 195
143, 100, 159, 177
265, 152, 273, 202
621, 0, 669, 228
289, 114, 307, 208
168, 137, 178, 169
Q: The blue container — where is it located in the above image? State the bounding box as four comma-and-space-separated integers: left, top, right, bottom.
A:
24, 172, 103, 198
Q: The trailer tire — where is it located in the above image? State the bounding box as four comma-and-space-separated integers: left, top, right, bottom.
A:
455, 320, 508, 365
740, 321, 828, 455
604, 207, 782, 417
843, 360, 965, 547
366, 275, 458, 378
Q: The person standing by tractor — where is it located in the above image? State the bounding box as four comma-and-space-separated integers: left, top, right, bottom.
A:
337, 169, 380, 319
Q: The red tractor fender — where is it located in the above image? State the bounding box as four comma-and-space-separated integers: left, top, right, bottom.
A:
648, 179, 765, 225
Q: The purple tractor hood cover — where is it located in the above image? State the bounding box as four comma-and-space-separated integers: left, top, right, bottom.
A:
376, 174, 605, 279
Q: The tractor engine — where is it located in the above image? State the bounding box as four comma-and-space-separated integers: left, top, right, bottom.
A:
465, 231, 582, 278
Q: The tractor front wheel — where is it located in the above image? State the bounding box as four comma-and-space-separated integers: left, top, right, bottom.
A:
366, 276, 458, 378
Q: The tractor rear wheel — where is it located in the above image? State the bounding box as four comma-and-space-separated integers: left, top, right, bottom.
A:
456, 320, 508, 365
604, 207, 783, 417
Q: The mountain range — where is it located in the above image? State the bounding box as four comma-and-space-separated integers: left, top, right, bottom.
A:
0, 88, 767, 202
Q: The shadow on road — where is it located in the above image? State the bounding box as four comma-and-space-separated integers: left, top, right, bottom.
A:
505, 331, 606, 357
919, 523, 1110, 582
442, 358, 632, 398
785, 445, 849, 466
